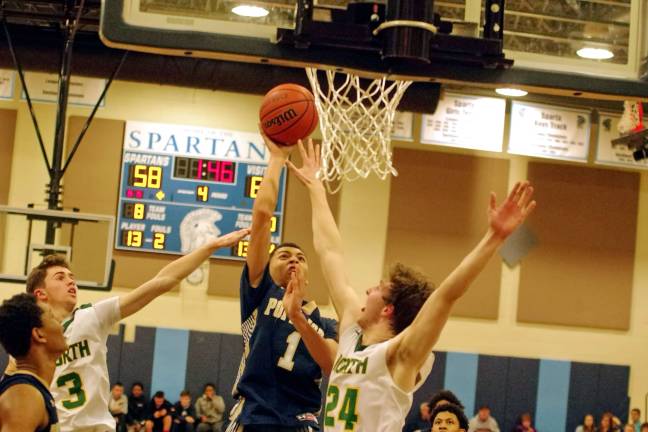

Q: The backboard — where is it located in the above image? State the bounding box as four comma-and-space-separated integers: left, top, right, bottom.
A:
0, 206, 115, 290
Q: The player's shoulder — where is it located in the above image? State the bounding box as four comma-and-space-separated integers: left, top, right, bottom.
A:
0, 381, 42, 407
62, 303, 95, 331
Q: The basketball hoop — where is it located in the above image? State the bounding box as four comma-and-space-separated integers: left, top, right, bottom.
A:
306, 68, 412, 193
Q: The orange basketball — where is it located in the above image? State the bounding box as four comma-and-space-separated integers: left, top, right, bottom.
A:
260, 84, 319, 146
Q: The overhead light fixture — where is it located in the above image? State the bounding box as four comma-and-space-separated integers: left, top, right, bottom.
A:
576, 47, 614, 60
495, 88, 528, 97
232, 5, 269, 18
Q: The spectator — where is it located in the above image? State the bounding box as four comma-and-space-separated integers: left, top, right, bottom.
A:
468, 405, 500, 432
640, 423, 648, 432
631, 409, 642, 432
600, 412, 622, 432
172, 390, 197, 432
404, 402, 432, 432
128, 382, 148, 432
110, 382, 129, 432
146, 391, 173, 432
430, 403, 469, 432
514, 413, 536, 432
575, 414, 596, 432
625, 425, 637, 432
429, 390, 465, 410
194, 383, 225, 432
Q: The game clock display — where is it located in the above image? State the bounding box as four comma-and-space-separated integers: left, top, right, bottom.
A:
116, 121, 286, 260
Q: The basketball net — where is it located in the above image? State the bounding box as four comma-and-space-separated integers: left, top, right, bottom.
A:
306, 68, 412, 193
617, 100, 644, 135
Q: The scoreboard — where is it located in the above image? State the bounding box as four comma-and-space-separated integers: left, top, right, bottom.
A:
116, 121, 286, 260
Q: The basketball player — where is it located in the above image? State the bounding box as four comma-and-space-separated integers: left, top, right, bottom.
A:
430, 403, 469, 432
286, 139, 536, 431
226, 130, 337, 432
0, 293, 67, 432
10, 227, 249, 432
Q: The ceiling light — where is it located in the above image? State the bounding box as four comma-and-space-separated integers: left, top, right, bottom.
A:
232, 5, 269, 18
495, 88, 528, 97
576, 47, 614, 60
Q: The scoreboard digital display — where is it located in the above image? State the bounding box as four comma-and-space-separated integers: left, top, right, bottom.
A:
116, 121, 286, 261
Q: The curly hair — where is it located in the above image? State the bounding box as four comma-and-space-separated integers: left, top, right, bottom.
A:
385, 263, 434, 334
26, 254, 70, 294
430, 403, 469, 430
0, 293, 44, 357
429, 389, 465, 410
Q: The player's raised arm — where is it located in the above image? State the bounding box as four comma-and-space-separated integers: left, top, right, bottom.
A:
283, 269, 338, 376
246, 129, 293, 287
389, 182, 536, 390
287, 140, 363, 331
119, 228, 250, 319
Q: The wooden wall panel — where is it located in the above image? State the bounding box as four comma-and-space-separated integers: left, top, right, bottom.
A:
518, 162, 638, 330
385, 149, 510, 320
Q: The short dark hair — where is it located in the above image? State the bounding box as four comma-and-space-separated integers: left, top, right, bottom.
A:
0, 293, 44, 357
26, 255, 70, 294
153, 391, 165, 398
385, 263, 433, 334
180, 390, 190, 397
430, 403, 469, 430
203, 383, 216, 392
632, 408, 641, 414
269, 242, 304, 260
429, 390, 465, 410
112, 382, 124, 388
131, 382, 144, 391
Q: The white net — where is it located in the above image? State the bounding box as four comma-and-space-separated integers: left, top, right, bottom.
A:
306, 68, 412, 193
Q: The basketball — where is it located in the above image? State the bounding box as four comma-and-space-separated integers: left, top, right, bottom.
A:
260, 84, 319, 146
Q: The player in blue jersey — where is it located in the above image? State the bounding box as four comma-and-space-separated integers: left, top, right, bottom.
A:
227, 130, 338, 432
0, 293, 68, 432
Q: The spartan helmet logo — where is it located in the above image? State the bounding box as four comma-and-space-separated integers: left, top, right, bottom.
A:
180, 208, 223, 284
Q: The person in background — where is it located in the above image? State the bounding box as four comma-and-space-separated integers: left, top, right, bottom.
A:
404, 402, 432, 432
146, 390, 173, 432
172, 390, 196, 432
128, 382, 148, 432
575, 414, 596, 432
639, 422, 648, 432
630, 409, 642, 432
110, 382, 129, 432
468, 406, 500, 432
513, 413, 536, 432
195, 383, 225, 432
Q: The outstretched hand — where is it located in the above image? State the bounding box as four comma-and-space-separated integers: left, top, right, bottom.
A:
286, 139, 322, 188
207, 228, 250, 249
488, 181, 536, 239
259, 125, 293, 161
283, 269, 307, 322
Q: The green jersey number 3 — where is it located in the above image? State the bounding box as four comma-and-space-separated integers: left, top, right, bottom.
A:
56, 372, 87, 409
324, 385, 359, 430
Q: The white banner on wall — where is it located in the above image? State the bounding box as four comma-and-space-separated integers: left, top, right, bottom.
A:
392, 111, 414, 141
595, 112, 648, 169
420, 93, 505, 152
0, 69, 15, 100
508, 101, 590, 162
21, 72, 106, 107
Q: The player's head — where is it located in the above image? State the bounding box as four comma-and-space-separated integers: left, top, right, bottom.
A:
429, 390, 465, 410
269, 242, 309, 288
0, 293, 67, 360
430, 403, 468, 432
359, 263, 432, 334
26, 254, 77, 312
